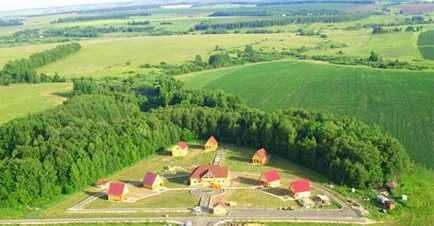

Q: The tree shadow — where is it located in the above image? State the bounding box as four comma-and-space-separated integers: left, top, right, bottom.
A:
228, 155, 251, 163
157, 149, 172, 156
189, 144, 204, 150
234, 176, 258, 186
84, 191, 107, 200
120, 180, 143, 188
53, 90, 74, 98
167, 176, 188, 185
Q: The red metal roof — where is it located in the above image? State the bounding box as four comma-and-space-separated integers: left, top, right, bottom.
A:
107, 183, 126, 196
143, 172, 158, 186
255, 148, 269, 159
261, 169, 280, 182
207, 136, 218, 145
189, 165, 228, 179
290, 179, 311, 193
178, 141, 188, 149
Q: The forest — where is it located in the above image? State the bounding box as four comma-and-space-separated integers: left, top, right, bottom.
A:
0, 43, 81, 85
194, 13, 371, 30
50, 13, 152, 23
0, 75, 409, 208
0, 19, 23, 27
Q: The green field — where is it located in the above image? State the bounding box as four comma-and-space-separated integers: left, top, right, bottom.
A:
417, 30, 434, 60
182, 61, 434, 167
0, 83, 72, 124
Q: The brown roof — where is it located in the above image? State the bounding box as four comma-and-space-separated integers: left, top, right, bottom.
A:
189, 165, 228, 179
254, 148, 269, 159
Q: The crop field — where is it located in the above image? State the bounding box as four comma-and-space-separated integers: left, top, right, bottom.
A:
0, 83, 72, 124
182, 61, 434, 167
417, 30, 434, 60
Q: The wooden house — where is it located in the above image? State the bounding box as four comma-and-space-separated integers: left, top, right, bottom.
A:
107, 183, 129, 201
143, 172, 165, 190
212, 201, 228, 215
252, 148, 269, 165
189, 164, 229, 187
289, 179, 311, 199
204, 136, 218, 151
258, 169, 281, 187
95, 179, 109, 190
171, 141, 188, 157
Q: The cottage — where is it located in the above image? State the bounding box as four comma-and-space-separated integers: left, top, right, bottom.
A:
171, 141, 188, 157
212, 201, 228, 215
252, 148, 269, 165
289, 179, 311, 199
107, 183, 129, 201
204, 136, 218, 151
143, 172, 165, 190
314, 194, 330, 205
385, 200, 396, 210
258, 169, 281, 187
189, 164, 229, 187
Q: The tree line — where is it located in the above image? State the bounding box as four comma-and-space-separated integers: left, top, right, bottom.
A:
0, 19, 23, 27
0, 75, 409, 209
194, 13, 371, 30
50, 13, 151, 24
0, 43, 81, 85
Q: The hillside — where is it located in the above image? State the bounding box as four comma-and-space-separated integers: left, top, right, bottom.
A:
182, 61, 434, 167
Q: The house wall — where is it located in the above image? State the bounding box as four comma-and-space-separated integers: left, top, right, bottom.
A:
294, 191, 311, 199
172, 147, 188, 156
189, 177, 229, 186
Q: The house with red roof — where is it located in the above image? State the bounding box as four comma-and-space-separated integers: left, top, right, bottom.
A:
143, 172, 164, 190
258, 169, 281, 187
204, 136, 218, 151
189, 164, 229, 187
96, 179, 109, 190
289, 179, 311, 199
107, 183, 129, 201
212, 201, 228, 215
252, 148, 269, 165
171, 141, 188, 157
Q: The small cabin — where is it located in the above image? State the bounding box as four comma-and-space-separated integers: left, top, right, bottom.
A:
258, 169, 281, 187
171, 141, 188, 157
204, 136, 218, 151
107, 183, 129, 201
143, 172, 165, 190
212, 201, 228, 215
289, 179, 311, 199
252, 148, 269, 165
95, 179, 109, 190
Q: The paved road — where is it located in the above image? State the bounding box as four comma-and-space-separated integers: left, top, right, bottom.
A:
212, 149, 224, 165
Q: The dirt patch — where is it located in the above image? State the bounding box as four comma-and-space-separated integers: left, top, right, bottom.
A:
40, 83, 73, 104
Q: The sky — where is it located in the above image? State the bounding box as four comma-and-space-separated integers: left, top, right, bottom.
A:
1, 0, 125, 11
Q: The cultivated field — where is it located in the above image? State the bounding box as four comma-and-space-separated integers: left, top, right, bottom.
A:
182, 61, 434, 167
417, 30, 434, 60
0, 83, 72, 124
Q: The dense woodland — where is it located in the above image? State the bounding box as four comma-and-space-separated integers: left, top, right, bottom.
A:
0, 19, 23, 27
50, 13, 151, 23
0, 75, 409, 208
0, 43, 81, 85
194, 13, 371, 30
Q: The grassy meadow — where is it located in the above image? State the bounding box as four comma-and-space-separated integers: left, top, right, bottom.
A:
0, 83, 72, 124
182, 61, 434, 168
417, 30, 434, 60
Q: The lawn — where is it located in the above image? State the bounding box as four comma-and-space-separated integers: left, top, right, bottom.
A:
417, 30, 434, 60
213, 189, 299, 209
85, 190, 198, 209
182, 61, 434, 168
0, 83, 72, 124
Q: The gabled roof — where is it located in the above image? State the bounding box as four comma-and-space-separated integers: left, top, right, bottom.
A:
177, 141, 188, 149
143, 172, 158, 186
206, 136, 218, 145
254, 148, 269, 159
108, 183, 126, 196
97, 179, 108, 185
290, 179, 311, 193
213, 201, 226, 208
261, 169, 280, 182
189, 165, 228, 179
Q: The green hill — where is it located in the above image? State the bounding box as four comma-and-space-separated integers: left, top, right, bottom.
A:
417, 30, 434, 60
183, 61, 434, 167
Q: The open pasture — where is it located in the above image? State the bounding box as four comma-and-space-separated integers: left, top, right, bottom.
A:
0, 83, 72, 124
36, 34, 320, 77
182, 61, 434, 168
